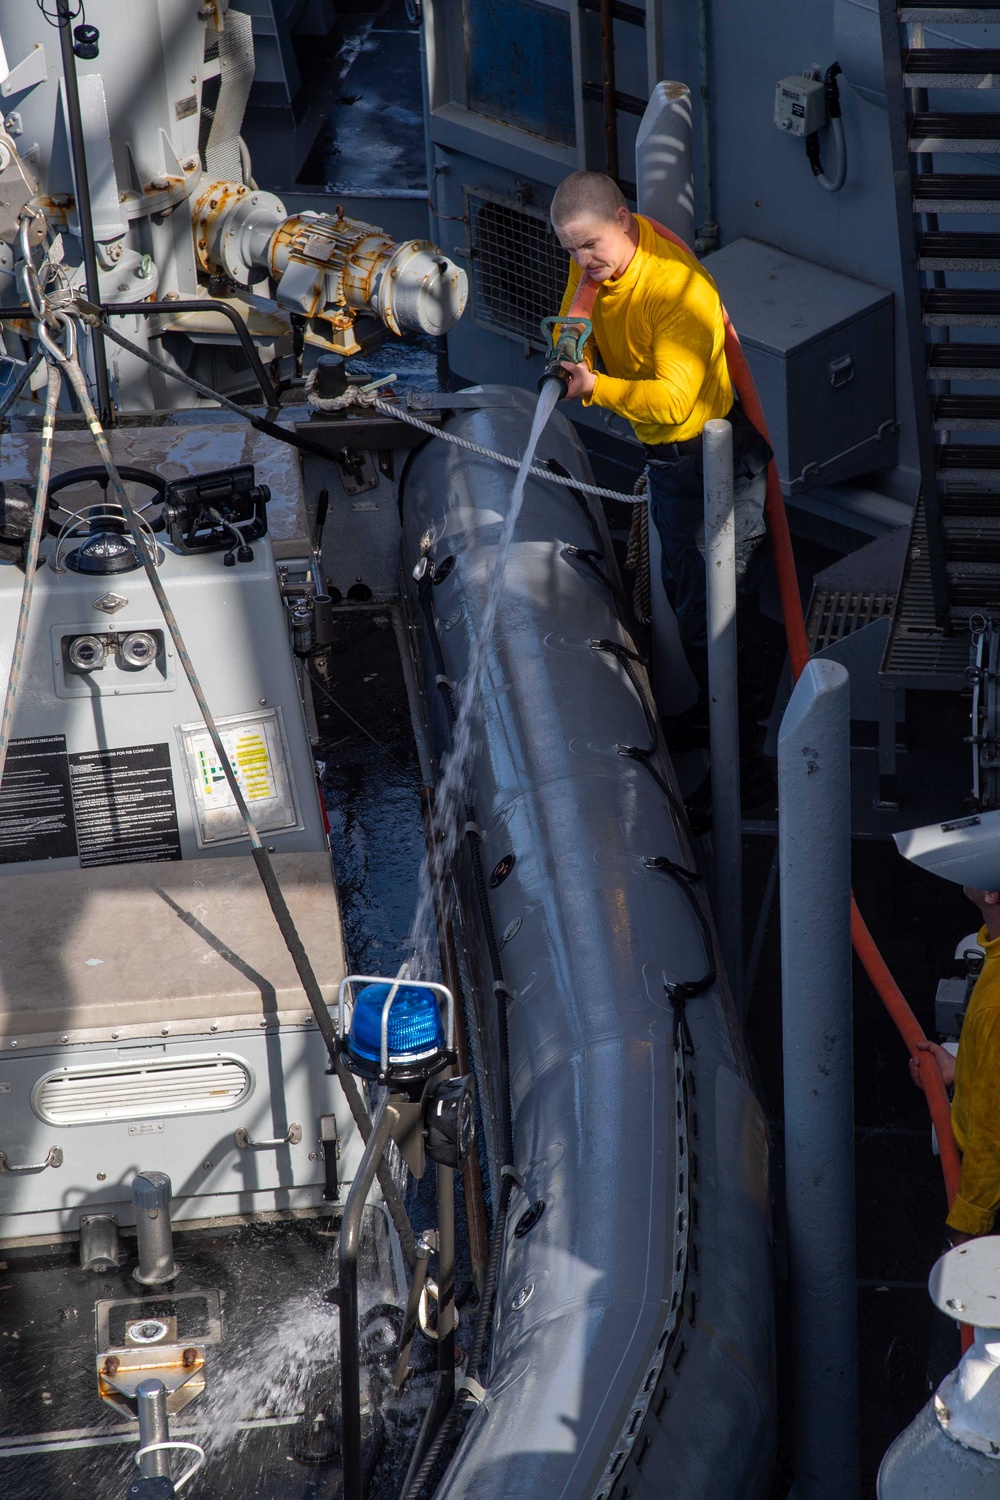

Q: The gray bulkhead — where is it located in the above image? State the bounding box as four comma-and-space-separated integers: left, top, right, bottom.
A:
400, 391, 774, 1498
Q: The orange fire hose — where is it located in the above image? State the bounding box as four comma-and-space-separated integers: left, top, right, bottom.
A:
566, 219, 966, 1238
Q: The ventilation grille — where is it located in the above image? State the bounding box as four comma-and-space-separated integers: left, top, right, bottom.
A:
468, 194, 570, 348
33, 1055, 253, 1125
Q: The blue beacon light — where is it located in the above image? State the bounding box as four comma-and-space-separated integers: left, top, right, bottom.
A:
347, 982, 446, 1080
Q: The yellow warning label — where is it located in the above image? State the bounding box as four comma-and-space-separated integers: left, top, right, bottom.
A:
233, 732, 275, 801
195, 729, 274, 805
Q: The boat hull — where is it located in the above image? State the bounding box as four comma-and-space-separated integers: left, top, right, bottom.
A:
401, 388, 775, 1498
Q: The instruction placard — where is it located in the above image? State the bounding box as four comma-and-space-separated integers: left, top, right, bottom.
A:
0, 734, 78, 864
179, 709, 301, 846
69, 743, 182, 868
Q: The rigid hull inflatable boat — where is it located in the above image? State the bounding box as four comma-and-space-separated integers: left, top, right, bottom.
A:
400, 391, 774, 1498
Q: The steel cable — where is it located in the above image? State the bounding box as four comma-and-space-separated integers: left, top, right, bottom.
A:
0, 355, 62, 792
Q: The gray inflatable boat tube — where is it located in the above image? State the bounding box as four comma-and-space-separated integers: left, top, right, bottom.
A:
400, 388, 774, 1499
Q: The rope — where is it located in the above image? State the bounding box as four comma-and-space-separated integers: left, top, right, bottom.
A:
624, 470, 652, 627
303, 366, 397, 410
0, 350, 62, 792
88, 316, 649, 506
369, 399, 644, 505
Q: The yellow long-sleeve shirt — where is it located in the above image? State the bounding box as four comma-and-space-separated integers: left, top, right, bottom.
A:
948, 926, 1000, 1236
558, 214, 733, 446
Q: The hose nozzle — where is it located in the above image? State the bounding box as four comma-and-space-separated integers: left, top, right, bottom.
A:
538, 315, 592, 395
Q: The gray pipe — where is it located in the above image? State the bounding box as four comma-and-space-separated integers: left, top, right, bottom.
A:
778, 659, 859, 1499
136, 1378, 170, 1479
131, 1171, 179, 1286
704, 418, 742, 1012
635, 82, 696, 247
696, 0, 719, 254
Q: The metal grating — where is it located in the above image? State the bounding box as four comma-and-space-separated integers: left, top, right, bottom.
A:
806, 589, 895, 653
33, 1055, 253, 1125
467, 193, 571, 348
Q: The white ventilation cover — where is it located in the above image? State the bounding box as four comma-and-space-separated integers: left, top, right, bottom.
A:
32, 1054, 253, 1125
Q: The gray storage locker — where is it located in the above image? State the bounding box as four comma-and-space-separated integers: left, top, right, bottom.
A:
701, 237, 896, 493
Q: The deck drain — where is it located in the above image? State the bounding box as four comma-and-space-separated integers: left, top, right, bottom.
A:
127, 1319, 170, 1345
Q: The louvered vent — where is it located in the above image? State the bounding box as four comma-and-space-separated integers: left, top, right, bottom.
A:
467, 193, 570, 348
32, 1055, 253, 1125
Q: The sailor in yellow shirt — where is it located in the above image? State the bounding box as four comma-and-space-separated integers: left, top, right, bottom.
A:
912, 885, 1000, 1241
549, 171, 773, 813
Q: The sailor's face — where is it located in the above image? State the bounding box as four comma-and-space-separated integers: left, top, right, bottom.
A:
553, 211, 632, 282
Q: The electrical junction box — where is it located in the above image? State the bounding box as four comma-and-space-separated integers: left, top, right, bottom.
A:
935, 976, 969, 1038
700, 238, 897, 494
774, 75, 827, 137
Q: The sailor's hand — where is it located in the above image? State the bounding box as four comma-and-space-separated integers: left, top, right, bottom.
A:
910, 1039, 956, 1090
559, 361, 597, 400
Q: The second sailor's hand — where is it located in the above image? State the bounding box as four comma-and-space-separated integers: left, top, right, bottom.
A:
559, 361, 597, 400
909, 1039, 957, 1090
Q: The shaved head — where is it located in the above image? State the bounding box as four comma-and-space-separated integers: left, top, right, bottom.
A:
551, 171, 627, 229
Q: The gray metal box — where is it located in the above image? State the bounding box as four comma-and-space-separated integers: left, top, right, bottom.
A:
701, 238, 896, 494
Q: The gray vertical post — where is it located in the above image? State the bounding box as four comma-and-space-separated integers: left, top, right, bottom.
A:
779, 659, 859, 1500
131, 1171, 179, 1285
136, 1378, 170, 1478
704, 418, 743, 1011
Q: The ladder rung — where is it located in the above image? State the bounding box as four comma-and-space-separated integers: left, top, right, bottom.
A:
919, 231, 1000, 269
939, 444, 1000, 475
901, 4, 1000, 19
904, 49, 1000, 87
910, 112, 1000, 152
928, 344, 1000, 379
924, 289, 1000, 326
914, 173, 1000, 213
934, 394, 1000, 426
941, 487, 1000, 514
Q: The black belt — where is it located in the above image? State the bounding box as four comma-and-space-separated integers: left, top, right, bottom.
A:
642, 403, 736, 461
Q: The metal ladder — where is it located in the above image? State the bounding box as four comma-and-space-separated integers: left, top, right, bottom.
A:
876, 1, 1000, 798
569, 0, 663, 196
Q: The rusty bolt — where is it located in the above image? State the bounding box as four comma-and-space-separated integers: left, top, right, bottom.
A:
103, 1355, 120, 1377
209, 199, 219, 210
182, 1347, 198, 1368
198, 240, 207, 250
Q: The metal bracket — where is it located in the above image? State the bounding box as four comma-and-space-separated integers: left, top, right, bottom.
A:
335, 447, 379, 497
234, 1123, 302, 1150
1, 45, 48, 100
0, 1145, 63, 1173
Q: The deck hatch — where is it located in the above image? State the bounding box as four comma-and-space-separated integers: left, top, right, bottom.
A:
32, 1054, 254, 1125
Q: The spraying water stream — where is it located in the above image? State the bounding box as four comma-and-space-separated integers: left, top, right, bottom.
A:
408, 380, 563, 974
